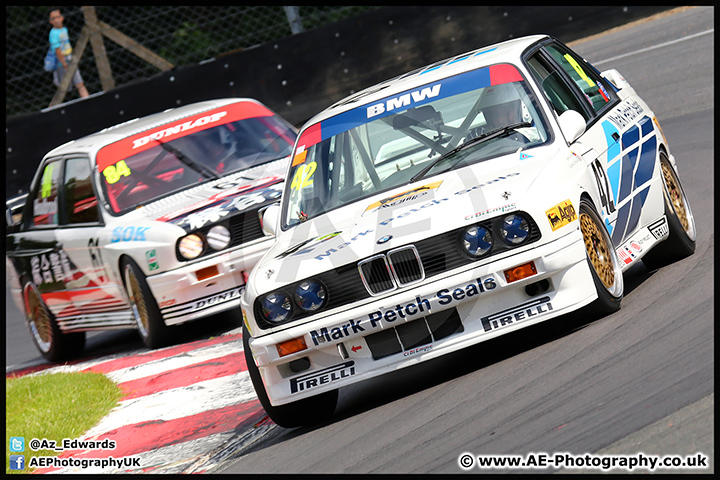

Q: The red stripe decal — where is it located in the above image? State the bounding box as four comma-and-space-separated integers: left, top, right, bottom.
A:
489, 63, 523, 85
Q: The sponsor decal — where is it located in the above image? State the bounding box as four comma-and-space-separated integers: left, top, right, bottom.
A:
404, 344, 433, 357
648, 216, 669, 240
605, 99, 645, 130
111, 226, 150, 243
159, 298, 176, 308
290, 361, 356, 394
31, 253, 64, 285
481, 296, 553, 333
193, 287, 241, 311
616, 246, 636, 265
465, 203, 516, 221
519, 152, 533, 161
146, 249, 159, 271
363, 181, 443, 216
546, 200, 577, 232
309, 276, 497, 347
366, 84, 442, 119
96, 102, 274, 172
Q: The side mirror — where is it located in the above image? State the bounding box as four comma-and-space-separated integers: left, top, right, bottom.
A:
558, 110, 586, 144
259, 203, 280, 237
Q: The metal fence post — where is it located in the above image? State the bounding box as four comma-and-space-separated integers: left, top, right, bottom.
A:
283, 6, 304, 34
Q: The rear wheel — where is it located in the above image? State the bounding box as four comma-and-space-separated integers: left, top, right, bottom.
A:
642, 153, 696, 270
579, 199, 623, 315
122, 257, 170, 349
24, 282, 85, 361
243, 325, 338, 428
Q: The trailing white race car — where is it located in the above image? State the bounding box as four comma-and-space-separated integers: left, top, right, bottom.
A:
6, 98, 297, 361
240, 35, 696, 427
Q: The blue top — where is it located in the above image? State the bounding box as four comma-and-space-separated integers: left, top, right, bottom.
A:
49, 27, 72, 57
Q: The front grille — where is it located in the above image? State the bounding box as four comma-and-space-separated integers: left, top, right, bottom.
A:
358, 255, 395, 295
364, 308, 464, 360
359, 245, 423, 296
255, 211, 541, 330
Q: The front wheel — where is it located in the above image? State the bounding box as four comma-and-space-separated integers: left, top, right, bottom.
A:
122, 257, 170, 349
243, 325, 338, 428
23, 282, 85, 361
642, 153, 696, 270
579, 199, 623, 315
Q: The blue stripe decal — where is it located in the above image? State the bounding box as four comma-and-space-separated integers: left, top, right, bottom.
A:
612, 202, 631, 245
639, 115, 654, 137
618, 147, 639, 204
625, 185, 650, 239
322, 66, 493, 139
622, 124, 640, 150
634, 136, 657, 188
601, 121, 621, 163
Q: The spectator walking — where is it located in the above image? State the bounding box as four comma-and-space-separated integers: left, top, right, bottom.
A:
48, 8, 89, 98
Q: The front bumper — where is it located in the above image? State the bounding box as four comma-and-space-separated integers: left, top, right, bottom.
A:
246, 227, 598, 406
147, 236, 274, 326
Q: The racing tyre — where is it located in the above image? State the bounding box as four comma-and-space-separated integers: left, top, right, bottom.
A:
122, 257, 170, 349
642, 153, 696, 270
23, 282, 85, 362
579, 199, 623, 315
243, 325, 338, 428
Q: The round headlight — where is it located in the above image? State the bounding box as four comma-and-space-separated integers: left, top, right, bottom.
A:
178, 234, 204, 259
501, 214, 530, 245
260, 292, 292, 324
462, 225, 493, 257
207, 225, 231, 250
294, 280, 327, 312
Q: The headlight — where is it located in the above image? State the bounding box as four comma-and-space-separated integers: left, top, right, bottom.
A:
294, 280, 327, 312
501, 214, 530, 245
462, 225, 493, 257
207, 225, 231, 250
178, 234, 204, 259
260, 292, 292, 324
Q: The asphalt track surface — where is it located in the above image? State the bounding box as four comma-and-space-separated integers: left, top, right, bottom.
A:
5, 6, 713, 475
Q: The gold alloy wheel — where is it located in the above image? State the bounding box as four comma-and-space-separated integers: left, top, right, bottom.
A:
26, 286, 53, 352
125, 265, 150, 338
661, 160, 691, 234
580, 212, 615, 290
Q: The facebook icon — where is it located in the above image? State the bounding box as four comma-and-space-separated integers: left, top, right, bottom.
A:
10, 455, 25, 470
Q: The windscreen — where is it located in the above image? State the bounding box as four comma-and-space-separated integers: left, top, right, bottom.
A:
283, 63, 550, 229
97, 102, 297, 215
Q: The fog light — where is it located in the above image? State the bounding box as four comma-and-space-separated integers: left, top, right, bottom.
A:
504, 261, 537, 283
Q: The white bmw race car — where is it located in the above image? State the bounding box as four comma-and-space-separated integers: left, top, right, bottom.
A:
240, 35, 696, 427
6, 98, 298, 361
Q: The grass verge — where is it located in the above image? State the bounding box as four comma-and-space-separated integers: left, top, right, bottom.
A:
6, 372, 123, 474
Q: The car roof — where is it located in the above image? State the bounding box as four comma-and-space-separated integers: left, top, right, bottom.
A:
304, 34, 549, 128
43, 98, 268, 160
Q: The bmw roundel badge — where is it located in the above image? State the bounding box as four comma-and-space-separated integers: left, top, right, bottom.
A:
377, 235, 392, 244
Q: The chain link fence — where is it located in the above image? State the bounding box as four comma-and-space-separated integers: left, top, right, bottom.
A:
6, 6, 379, 117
